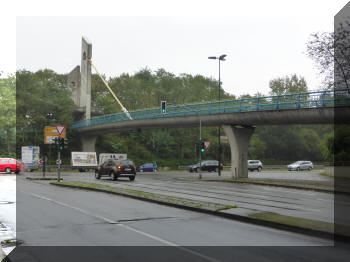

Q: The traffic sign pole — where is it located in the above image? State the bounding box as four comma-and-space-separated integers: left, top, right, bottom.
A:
57, 150, 61, 182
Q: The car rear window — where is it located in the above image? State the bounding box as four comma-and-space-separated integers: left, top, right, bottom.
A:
121, 160, 134, 165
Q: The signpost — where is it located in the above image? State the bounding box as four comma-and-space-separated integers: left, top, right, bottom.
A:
45, 125, 66, 182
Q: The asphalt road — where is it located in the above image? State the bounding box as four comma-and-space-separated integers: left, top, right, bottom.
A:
7, 174, 350, 261
52, 170, 339, 225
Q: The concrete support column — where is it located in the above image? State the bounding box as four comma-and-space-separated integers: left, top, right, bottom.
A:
81, 135, 97, 152
222, 125, 255, 179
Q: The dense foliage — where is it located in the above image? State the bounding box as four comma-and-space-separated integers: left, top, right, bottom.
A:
0, 76, 16, 157
11, 69, 334, 167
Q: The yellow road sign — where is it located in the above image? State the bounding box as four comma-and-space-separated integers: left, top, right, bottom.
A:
44, 126, 66, 144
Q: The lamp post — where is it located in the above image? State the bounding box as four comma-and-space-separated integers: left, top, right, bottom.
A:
208, 54, 226, 176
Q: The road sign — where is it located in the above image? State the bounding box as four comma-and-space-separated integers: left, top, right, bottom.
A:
204, 141, 211, 150
44, 126, 66, 144
56, 125, 66, 136
56, 159, 62, 165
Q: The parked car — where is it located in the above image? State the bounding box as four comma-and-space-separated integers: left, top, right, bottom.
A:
139, 162, 158, 172
0, 158, 22, 174
287, 161, 313, 171
248, 160, 263, 172
95, 159, 136, 181
188, 160, 223, 173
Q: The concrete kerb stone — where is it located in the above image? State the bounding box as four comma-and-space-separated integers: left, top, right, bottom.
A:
50, 181, 348, 242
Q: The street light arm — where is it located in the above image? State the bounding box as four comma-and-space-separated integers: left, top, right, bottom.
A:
208, 56, 217, 60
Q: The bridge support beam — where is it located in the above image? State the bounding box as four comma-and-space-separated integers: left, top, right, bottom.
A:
81, 135, 97, 152
222, 125, 255, 179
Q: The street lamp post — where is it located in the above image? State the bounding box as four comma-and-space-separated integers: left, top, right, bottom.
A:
208, 54, 226, 176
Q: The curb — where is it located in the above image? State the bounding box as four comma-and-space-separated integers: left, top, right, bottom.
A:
50, 182, 349, 242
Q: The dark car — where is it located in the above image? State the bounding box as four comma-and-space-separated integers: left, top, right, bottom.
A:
95, 159, 136, 181
188, 160, 223, 173
139, 162, 158, 172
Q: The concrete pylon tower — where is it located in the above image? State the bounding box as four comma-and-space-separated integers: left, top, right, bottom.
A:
67, 36, 92, 120
81, 36, 92, 120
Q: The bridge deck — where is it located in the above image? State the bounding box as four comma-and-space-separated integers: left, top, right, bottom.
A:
73, 89, 350, 130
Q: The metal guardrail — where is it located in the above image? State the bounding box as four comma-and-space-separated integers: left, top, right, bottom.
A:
72, 89, 350, 129
178, 165, 325, 170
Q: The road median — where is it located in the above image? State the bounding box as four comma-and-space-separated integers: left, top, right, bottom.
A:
50, 180, 349, 241
183, 177, 344, 194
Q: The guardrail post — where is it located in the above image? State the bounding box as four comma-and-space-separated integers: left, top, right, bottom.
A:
239, 99, 242, 112
322, 91, 326, 107
224, 101, 226, 112
256, 97, 259, 111
276, 96, 279, 109
297, 93, 301, 108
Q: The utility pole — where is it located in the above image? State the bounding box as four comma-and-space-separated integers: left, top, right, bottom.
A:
199, 116, 202, 180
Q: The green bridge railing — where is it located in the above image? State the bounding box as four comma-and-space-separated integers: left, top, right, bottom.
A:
72, 89, 350, 129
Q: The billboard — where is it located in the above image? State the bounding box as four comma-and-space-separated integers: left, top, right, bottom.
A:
71, 152, 97, 167
99, 153, 127, 165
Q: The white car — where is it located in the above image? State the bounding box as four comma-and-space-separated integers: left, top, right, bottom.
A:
288, 161, 313, 171
248, 160, 263, 172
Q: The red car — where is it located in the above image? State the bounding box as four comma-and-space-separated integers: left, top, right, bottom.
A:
0, 158, 23, 174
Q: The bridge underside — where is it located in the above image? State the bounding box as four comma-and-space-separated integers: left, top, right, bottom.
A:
76, 107, 349, 179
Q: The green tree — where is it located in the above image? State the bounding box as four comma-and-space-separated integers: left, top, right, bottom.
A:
0, 75, 16, 157
269, 74, 308, 95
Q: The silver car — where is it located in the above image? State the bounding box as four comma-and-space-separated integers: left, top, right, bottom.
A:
287, 161, 313, 171
248, 160, 263, 172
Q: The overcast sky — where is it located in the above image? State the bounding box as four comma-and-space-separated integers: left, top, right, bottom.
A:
2, 0, 349, 96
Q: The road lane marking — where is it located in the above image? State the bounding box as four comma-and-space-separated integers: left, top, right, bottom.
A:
20, 191, 222, 262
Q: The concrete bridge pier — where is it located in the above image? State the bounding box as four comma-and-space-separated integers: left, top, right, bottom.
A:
81, 135, 97, 152
222, 125, 255, 179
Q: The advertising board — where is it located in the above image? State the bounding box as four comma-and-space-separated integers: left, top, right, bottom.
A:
71, 152, 98, 167
99, 153, 127, 165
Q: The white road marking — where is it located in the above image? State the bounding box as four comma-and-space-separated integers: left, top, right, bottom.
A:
20, 191, 222, 262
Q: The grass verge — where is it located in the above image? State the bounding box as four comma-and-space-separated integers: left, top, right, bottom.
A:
50, 181, 236, 212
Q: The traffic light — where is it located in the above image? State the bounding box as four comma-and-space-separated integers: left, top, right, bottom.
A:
201, 141, 205, 152
59, 137, 65, 151
161, 101, 166, 113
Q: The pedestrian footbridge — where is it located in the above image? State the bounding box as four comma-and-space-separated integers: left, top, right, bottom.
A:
72, 89, 350, 178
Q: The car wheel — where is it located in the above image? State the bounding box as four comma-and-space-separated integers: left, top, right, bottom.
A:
15, 171, 20, 174
95, 171, 101, 179
5, 167, 11, 174
308, 167, 312, 171
189, 169, 193, 173
129, 175, 135, 181
258, 167, 262, 172
195, 168, 198, 173
111, 172, 117, 181
297, 167, 300, 171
